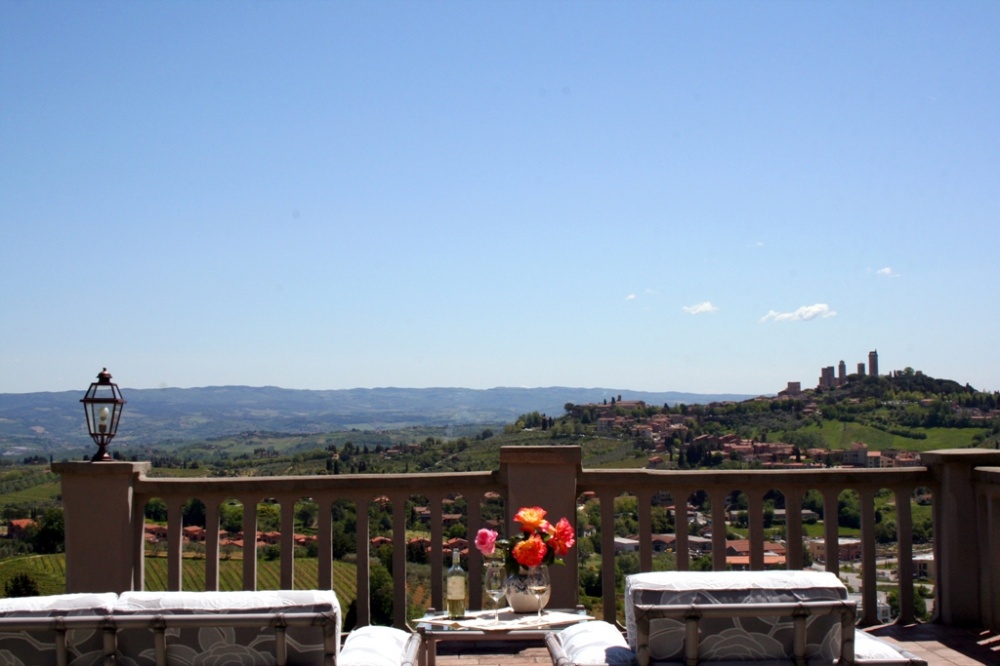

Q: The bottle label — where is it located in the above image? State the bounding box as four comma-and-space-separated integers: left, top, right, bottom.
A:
447, 576, 465, 599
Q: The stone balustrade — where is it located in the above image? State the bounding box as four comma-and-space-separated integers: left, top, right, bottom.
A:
53, 447, 1000, 633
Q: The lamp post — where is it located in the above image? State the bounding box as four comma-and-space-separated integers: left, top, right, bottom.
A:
80, 368, 126, 462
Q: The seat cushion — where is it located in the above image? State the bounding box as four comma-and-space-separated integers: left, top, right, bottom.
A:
555, 621, 637, 666
340, 626, 417, 666
854, 631, 927, 665
114, 590, 340, 666
625, 571, 848, 664
0, 593, 118, 666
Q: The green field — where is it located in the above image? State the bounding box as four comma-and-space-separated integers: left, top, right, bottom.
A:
0, 554, 359, 609
785, 421, 984, 452
0, 554, 67, 597
0, 465, 62, 505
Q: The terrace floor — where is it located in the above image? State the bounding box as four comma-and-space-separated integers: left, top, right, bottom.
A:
433, 623, 1000, 666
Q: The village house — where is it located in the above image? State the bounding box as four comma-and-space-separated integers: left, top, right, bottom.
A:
144, 524, 168, 542
726, 539, 787, 569
771, 508, 820, 524
6, 518, 37, 540
843, 442, 870, 467
183, 525, 206, 542
727, 553, 786, 570
809, 537, 863, 563
881, 450, 922, 468
643, 533, 712, 556
913, 553, 936, 580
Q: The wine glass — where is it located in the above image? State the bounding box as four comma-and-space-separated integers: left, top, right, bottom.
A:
483, 562, 506, 624
526, 565, 549, 621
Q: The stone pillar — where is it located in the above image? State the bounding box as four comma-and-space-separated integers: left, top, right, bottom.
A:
921, 449, 1000, 627
52, 461, 151, 594
500, 446, 582, 610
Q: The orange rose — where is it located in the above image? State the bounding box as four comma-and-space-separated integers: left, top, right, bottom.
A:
514, 506, 548, 534
512, 534, 547, 567
547, 517, 576, 556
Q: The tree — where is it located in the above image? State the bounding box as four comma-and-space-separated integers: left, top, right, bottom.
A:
295, 500, 318, 530
182, 498, 206, 527
368, 560, 394, 625
3, 573, 40, 598
406, 539, 429, 565
802, 490, 824, 519
220, 502, 243, 533
331, 523, 354, 560
888, 588, 929, 621
257, 503, 281, 532
838, 490, 861, 529
33, 508, 64, 554
144, 498, 168, 522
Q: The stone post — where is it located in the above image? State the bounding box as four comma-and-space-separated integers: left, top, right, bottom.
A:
52, 461, 151, 594
921, 449, 1000, 626
499, 446, 582, 610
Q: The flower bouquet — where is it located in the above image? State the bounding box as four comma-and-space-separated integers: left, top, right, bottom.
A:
474, 506, 576, 576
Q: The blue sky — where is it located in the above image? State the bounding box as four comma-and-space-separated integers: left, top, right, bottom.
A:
2, 1, 998, 396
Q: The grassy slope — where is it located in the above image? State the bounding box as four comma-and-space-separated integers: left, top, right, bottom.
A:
0, 554, 67, 596
0, 554, 359, 607
786, 420, 982, 451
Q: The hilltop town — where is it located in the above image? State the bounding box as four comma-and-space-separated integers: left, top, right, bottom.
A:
558, 350, 999, 471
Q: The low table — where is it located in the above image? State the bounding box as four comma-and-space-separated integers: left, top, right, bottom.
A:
416, 608, 591, 666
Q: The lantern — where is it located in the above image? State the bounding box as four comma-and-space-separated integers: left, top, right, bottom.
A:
80, 368, 126, 461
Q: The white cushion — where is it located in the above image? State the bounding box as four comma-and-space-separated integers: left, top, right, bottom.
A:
557, 621, 637, 666
114, 590, 340, 666
0, 593, 117, 616
340, 626, 413, 666
115, 590, 339, 614
855, 631, 923, 664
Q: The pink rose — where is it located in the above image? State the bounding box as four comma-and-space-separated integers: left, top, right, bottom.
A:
475, 528, 498, 556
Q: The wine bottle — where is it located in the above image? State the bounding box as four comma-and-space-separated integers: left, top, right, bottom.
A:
446, 548, 467, 619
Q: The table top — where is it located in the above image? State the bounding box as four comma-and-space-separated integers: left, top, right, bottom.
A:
417, 608, 591, 634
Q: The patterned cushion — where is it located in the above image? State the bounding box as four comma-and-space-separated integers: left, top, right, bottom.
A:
625, 571, 847, 663
0, 593, 117, 666
113, 590, 340, 666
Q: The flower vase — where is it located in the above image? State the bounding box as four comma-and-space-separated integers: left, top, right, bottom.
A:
504, 568, 551, 613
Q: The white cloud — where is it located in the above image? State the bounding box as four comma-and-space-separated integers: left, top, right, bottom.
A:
682, 301, 720, 315
625, 293, 637, 301
876, 267, 899, 278
759, 303, 837, 323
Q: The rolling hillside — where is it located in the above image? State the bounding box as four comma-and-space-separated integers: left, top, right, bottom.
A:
0, 386, 755, 455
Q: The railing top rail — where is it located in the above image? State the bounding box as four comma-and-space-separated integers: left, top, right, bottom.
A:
578, 466, 932, 489
973, 465, 1000, 486
135, 470, 499, 497
921, 449, 1000, 466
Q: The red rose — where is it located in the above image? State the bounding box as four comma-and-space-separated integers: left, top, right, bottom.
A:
547, 517, 576, 556
512, 534, 547, 567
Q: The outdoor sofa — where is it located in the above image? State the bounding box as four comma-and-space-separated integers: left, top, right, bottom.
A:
546, 571, 927, 666
0, 589, 416, 666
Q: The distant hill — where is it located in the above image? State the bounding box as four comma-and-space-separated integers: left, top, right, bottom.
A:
0, 386, 755, 455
